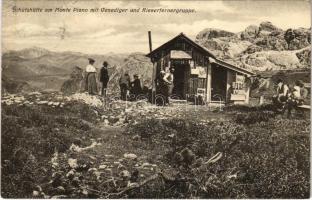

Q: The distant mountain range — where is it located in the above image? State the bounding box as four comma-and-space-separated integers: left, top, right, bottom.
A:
2, 21, 310, 93
2, 47, 128, 78
2, 46, 152, 92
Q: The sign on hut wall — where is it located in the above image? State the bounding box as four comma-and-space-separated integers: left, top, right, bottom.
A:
191, 65, 206, 78
189, 51, 207, 79
198, 67, 207, 78
231, 74, 247, 100
191, 68, 199, 75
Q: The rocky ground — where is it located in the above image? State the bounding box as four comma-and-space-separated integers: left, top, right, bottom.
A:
1, 92, 310, 198
1, 92, 229, 126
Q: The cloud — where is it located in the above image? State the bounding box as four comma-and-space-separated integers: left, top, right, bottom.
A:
2, 0, 311, 54
74, 28, 116, 39
257, 11, 310, 29
3, 23, 60, 38
155, 18, 255, 37
159, 1, 234, 13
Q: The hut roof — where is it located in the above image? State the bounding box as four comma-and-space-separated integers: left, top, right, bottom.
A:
146, 32, 216, 59
146, 32, 255, 76
209, 58, 255, 76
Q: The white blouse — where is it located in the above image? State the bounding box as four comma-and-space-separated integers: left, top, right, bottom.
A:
86, 64, 96, 73
163, 73, 173, 84
293, 86, 301, 98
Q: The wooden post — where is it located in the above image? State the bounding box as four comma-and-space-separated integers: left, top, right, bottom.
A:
152, 62, 157, 92
226, 70, 232, 103
245, 86, 250, 104
148, 31, 152, 53
148, 31, 156, 104
245, 76, 251, 104
206, 60, 212, 103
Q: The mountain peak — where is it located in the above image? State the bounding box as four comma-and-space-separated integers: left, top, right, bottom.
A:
259, 21, 282, 32
18, 46, 51, 59
196, 28, 236, 40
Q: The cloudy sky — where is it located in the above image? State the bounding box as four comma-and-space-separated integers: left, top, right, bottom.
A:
2, 0, 311, 54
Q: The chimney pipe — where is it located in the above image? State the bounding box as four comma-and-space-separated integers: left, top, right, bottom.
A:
148, 31, 152, 53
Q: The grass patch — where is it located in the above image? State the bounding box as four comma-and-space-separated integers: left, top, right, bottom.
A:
1, 100, 310, 198
1, 102, 103, 198
126, 117, 310, 198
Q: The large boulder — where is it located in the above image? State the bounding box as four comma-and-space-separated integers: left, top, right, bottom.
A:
2, 75, 33, 94
196, 28, 236, 40
196, 39, 225, 58
254, 35, 287, 51
225, 40, 252, 58
259, 21, 282, 33
244, 51, 302, 71
288, 28, 311, 50
296, 48, 311, 67
61, 66, 84, 94
108, 53, 153, 94
240, 25, 260, 40
258, 22, 284, 39
243, 44, 263, 54
197, 35, 251, 59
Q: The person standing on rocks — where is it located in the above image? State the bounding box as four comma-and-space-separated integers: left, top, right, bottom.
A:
85, 58, 98, 95
155, 70, 166, 105
119, 73, 130, 100
100, 61, 110, 97
163, 67, 174, 105
130, 74, 142, 100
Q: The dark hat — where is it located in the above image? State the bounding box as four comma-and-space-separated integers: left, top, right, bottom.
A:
103, 61, 108, 66
295, 80, 304, 87
134, 74, 138, 77
88, 58, 95, 63
276, 78, 283, 83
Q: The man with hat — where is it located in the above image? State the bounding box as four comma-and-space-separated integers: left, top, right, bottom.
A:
100, 61, 110, 97
85, 58, 98, 95
130, 74, 142, 100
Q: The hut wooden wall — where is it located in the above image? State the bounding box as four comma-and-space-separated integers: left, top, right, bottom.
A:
152, 38, 210, 98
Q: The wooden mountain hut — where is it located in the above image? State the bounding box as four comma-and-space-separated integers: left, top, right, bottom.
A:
146, 33, 255, 104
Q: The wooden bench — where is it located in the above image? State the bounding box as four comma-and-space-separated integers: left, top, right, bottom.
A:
298, 105, 311, 110
297, 105, 310, 118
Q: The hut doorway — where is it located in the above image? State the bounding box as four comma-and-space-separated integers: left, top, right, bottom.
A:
211, 65, 227, 101
172, 63, 188, 99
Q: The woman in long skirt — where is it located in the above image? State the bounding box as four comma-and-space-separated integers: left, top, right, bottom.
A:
86, 72, 98, 95
85, 58, 98, 95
